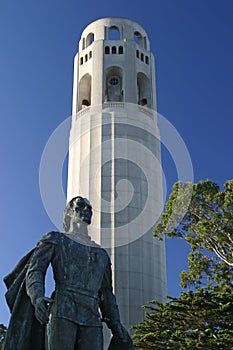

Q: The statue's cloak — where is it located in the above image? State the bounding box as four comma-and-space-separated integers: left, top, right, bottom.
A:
3, 231, 135, 350
3, 248, 46, 350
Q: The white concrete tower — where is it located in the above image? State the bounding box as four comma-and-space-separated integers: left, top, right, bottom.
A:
67, 17, 166, 344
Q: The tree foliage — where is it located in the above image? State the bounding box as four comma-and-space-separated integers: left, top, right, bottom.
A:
0, 324, 7, 349
156, 179, 233, 267
133, 288, 233, 350
154, 179, 233, 288
133, 179, 233, 349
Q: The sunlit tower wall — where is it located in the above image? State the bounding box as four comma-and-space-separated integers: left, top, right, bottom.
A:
67, 17, 166, 341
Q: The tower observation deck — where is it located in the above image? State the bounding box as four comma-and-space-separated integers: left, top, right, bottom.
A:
67, 17, 167, 346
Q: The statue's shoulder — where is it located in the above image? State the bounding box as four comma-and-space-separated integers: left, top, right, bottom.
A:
39, 231, 62, 245
98, 247, 111, 263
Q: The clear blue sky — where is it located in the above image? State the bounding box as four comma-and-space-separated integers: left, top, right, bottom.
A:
1, 0, 233, 326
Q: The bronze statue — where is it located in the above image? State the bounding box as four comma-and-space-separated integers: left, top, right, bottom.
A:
3, 196, 134, 349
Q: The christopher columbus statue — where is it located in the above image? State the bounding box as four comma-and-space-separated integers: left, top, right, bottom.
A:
3, 196, 134, 349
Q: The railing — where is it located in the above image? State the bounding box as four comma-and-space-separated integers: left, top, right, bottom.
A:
137, 105, 154, 118
103, 102, 125, 109
74, 103, 156, 121
76, 106, 91, 118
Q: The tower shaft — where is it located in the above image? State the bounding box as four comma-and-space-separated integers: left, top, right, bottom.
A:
67, 17, 166, 346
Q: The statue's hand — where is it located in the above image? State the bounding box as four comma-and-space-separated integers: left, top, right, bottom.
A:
35, 297, 53, 324
111, 322, 130, 343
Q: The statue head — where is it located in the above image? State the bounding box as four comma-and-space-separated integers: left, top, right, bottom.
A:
63, 196, 93, 233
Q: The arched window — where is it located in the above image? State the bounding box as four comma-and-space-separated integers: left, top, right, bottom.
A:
136, 50, 139, 58
80, 57, 83, 65
137, 72, 151, 108
78, 74, 92, 111
85, 54, 88, 62
105, 66, 123, 102
119, 46, 123, 54
145, 56, 149, 64
108, 26, 120, 40
112, 46, 117, 54
105, 46, 110, 54
141, 53, 144, 62
82, 38, 85, 50
134, 31, 143, 47
86, 32, 94, 47
89, 51, 92, 59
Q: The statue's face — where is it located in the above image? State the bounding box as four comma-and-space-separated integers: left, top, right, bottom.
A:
72, 197, 92, 225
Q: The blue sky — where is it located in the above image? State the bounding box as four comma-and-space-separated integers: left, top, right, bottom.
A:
1, 0, 233, 326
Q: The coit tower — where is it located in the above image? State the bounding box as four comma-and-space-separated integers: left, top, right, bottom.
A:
67, 17, 166, 344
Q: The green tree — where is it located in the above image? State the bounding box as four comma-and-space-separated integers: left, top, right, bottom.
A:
156, 179, 233, 270
155, 179, 233, 289
134, 288, 233, 349
0, 324, 7, 350
133, 179, 233, 349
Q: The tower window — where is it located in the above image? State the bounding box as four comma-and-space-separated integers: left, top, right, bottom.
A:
110, 77, 119, 85
105, 46, 110, 54
105, 67, 123, 102
85, 54, 88, 62
82, 38, 85, 50
108, 26, 120, 40
89, 51, 92, 59
134, 31, 143, 47
78, 73, 92, 111
119, 46, 123, 54
86, 32, 94, 47
136, 50, 139, 58
145, 56, 149, 64
112, 46, 117, 54
137, 72, 151, 108
80, 57, 83, 65
141, 53, 144, 62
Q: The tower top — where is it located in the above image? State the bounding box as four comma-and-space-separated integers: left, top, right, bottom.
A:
78, 17, 150, 52
72, 17, 156, 114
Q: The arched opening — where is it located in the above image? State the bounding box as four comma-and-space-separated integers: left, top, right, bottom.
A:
86, 32, 94, 47
119, 46, 123, 54
112, 46, 117, 54
141, 53, 144, 62
78, 74, 92, 111
80, 57, 83, 65
108, 26, 121, 40
89, 51, 92, 59
145, 56, 149, 64
134, 31, 143, 47
82, 38, 85, 50
105, 66, 123, 102
105, 46, 110, 54
85, 54, 88, 62
137, 72, 151, 108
